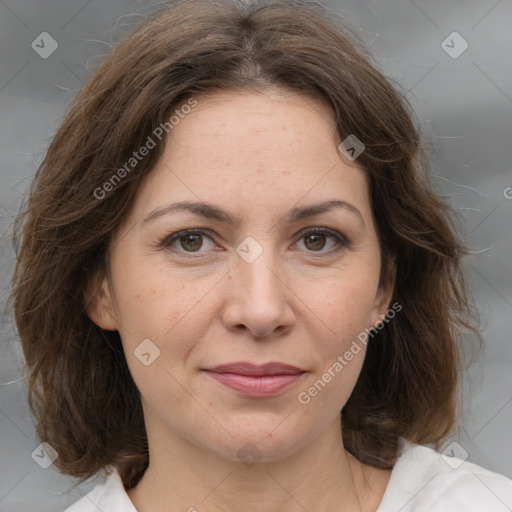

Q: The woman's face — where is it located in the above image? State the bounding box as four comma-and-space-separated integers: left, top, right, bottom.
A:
90, 89, 393, 463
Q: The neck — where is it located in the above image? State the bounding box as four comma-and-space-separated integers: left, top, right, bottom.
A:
127, 416, 390, 512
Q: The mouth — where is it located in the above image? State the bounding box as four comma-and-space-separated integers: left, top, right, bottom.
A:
202, 362, 306, 398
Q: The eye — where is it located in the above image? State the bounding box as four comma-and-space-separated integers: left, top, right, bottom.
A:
294, 227, 349, 253
160, 227, 349, 256
160, 229, 217, 254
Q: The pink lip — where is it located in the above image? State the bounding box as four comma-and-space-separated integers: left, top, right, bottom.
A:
202, 362, 306, 398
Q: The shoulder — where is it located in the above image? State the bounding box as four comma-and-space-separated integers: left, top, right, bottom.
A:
378, 439, 512, 512
63, 467, 137, 512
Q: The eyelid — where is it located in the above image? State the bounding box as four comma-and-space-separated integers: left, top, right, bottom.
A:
294, 226, 348, 243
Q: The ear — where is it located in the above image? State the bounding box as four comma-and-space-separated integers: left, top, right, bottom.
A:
83, 269, 119, 331
370, 257, 397, 328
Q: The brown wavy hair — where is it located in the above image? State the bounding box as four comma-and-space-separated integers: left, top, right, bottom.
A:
10, 0, 480, 490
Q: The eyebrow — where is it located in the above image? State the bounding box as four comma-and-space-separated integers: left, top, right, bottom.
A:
142, 199, 365, 227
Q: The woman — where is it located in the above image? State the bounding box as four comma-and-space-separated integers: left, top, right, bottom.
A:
11, 0, 512, 510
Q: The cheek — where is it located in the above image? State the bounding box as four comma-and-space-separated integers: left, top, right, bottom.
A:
110, 251, 215, 341
296, 264, 378, 406
109, 255, 225, 398
308, 267, 379, 349
296, 281, 371, 413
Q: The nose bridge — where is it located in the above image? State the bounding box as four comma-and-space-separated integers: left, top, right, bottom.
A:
235, 239, 283, 303
224, 236, 294, 337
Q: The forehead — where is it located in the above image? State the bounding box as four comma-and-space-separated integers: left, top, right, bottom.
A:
129, 88, 372, 225
172, 88, 337, 154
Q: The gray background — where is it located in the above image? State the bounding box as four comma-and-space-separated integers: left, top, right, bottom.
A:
0, 0, 511, 510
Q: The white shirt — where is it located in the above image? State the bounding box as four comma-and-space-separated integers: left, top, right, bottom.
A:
64, 440, 512, 511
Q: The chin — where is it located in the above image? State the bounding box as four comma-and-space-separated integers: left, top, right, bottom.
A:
199, 418, 313, 465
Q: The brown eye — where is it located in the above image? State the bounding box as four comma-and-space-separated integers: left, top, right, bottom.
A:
295, 228, 348, 254
161, 229, 216, 254
303, 233, 327, 251
179, 233, 203, 252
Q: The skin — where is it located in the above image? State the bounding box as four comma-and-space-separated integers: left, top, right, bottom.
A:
87, 88, 395, 512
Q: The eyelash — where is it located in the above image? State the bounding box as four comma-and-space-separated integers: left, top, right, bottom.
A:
159, 227, 350, 257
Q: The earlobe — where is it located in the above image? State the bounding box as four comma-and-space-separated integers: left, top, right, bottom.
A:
83, 272, 118, 331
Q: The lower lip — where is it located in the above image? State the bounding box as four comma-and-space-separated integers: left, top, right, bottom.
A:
204, 371, 304, 397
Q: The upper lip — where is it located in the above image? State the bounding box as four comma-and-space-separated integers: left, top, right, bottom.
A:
204, 362, 305, 376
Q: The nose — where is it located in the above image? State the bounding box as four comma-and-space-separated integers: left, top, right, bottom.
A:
221, 249, 296, 339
